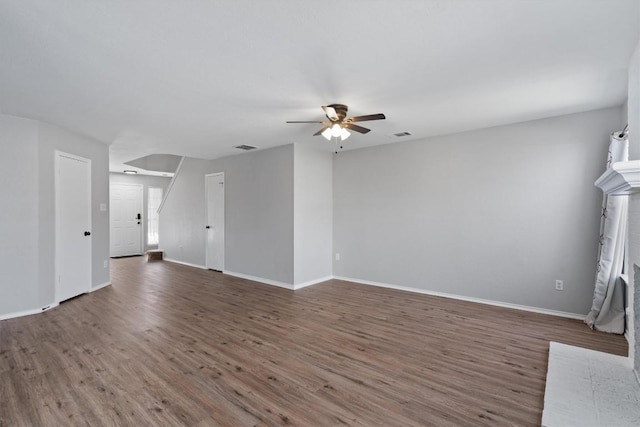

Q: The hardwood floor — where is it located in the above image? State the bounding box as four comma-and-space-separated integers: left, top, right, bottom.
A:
0, 257, 627, 426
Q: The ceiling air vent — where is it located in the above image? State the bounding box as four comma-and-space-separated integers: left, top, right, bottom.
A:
234, 144, 258, 151
391, 131, 412, 138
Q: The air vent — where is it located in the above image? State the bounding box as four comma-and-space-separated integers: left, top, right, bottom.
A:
391, 131, 412, 138
234, 144, 258, 151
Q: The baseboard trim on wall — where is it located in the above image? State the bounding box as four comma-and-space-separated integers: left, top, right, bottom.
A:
294, 276, 333, 290
164, 258, 207, 270
224, 270, 295, 290
92, 281, 112, 292
333, 276, 586, 320
624, 328, 632, 347
0, 303, 59, 321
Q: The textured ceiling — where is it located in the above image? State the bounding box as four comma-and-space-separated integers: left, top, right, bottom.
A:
1, 0, 639, 173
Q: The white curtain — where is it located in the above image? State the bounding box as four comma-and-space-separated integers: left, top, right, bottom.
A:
585, 132, 628, 333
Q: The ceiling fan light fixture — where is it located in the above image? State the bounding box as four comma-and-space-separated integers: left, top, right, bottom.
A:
331, 123, 342, 137
322, 124, 351, 141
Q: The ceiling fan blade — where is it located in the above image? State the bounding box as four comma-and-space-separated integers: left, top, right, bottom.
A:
347, 113, 386, 122
286, 120, 325, 123
313, 126, 330, 136
322, 105, 339, 121
344, 123, 371, 134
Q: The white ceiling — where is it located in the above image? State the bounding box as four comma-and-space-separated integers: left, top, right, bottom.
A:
1, 0, 639, 173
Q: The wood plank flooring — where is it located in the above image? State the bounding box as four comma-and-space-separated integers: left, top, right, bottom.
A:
0, 256, 627, 426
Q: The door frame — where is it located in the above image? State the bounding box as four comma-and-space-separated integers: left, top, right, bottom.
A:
54, 150, 92, 304
109, 182, 144, 257
205, 172, 225, 271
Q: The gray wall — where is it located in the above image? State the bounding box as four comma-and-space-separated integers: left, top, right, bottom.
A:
159, 144, 333, 287
209, 145, 295, 284
109, 172, 171, 252
158, 157, 210, 267
0, 115, 39, 316
0, 114, 110, 318
333, 107, 622, 315
293, 143, 333, 285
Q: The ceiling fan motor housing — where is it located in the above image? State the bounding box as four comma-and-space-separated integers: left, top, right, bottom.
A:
327, 104, 349, 121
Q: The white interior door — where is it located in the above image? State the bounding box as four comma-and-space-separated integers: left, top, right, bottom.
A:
110, 183, 143, 257
55, 152, 92, 303
206, 173, 225, 271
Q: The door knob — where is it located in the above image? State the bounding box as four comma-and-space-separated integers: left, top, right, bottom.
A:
205, 225, 211, 229
84, 231, 91, 236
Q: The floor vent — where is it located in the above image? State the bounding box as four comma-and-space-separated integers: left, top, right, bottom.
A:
235, 144, 258, 151
147, 250, 163, 261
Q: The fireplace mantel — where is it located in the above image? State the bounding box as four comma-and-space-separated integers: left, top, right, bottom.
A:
595, 160, 640, 195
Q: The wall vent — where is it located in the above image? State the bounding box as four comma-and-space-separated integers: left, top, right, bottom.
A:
391, 131, 413, 138
235, 144, 258, 151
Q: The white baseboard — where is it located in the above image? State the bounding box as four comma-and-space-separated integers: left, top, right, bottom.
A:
164, 258, 207, 270
92, 281, 111, 292
333, 276, 586, 320
224, 270, 295, 290
1, 281, 111, 321
224, 271, 332, 291
0, 303, 59, 321
294, 276, 333, 290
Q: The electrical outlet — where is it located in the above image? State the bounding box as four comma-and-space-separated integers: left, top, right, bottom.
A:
555, 280, 563, 291
335, 253, 340, 261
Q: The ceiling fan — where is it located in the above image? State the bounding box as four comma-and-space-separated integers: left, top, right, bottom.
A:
286, 104, 386, 141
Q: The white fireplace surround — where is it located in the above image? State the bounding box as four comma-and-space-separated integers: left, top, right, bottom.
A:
595, 160, 640, 196
595, 159, 640, 373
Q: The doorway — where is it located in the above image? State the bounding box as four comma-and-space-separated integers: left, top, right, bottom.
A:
110, 183, 143, 257
205, 173, 225, 271
55, 151, 92, 303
